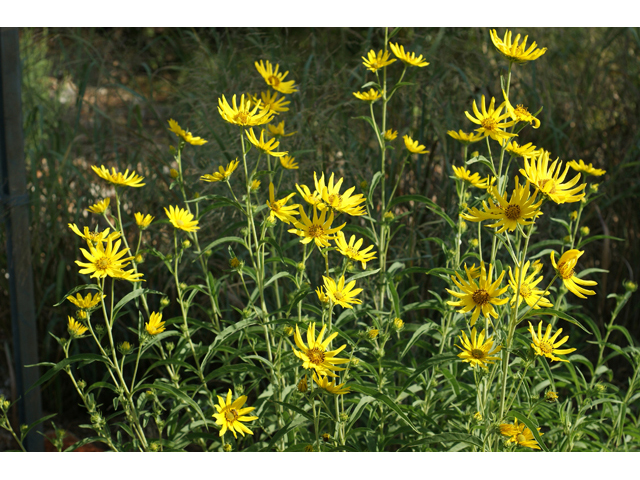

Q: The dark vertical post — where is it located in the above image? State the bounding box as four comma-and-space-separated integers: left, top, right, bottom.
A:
0, 27, 44, 451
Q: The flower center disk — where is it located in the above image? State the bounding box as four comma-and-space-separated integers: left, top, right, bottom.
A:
505, 204, 522, 220
472, 289, 490, 306
307, 347, 325, 365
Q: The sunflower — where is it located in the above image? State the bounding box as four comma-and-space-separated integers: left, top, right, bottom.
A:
91, 165, 145, 188
87, 198, 110, 214
500, 419, 543, 450
464, 95, 517, 143
145, 312, 166, 335
259, 90, 290, 113
520, 150, 586, 204
293, 323, 349, 377
353, 88, 383, 102
111, 268, 144, 283
383, 129, 398, 141
446, 262, 509, 326
334, 232, 377, 269
314, 172, 366, 216
75, 236, 135, 279
505, 140, 540, 159
403, 135, 429, 154
550, 249, 597, 298
134, 212, 154, 229
567, 159, 606, 177
316, 287, 330, 305
212, 389, 259, 439
167, 119, 208, 145
323, 275, 363, 309
508, 260, 553, 309
447, 129, 484, 145
388, 42, 429, 67
312, 373, 351, 395
502, 91, 540, 129
455, 327, 502, 369
529, 321, 576, 362
69, 224, 120, 245
218, 94, 275, 127
461, 177, 543, 233
246, 128, 287, 157
490, 29, 547, 64
267, 182, 299, 224
67, 317, 88, 337
288, 205, 345, 248
201, 159, 240, 183
279, 155, 299, 170
451, 165, 495, 189
362, 49, 396, 72
267, 120, 296, 138
255, 60, 298, 94
164, 206, 199, 232
295, 183, 322, 207
67, 291, 103, 310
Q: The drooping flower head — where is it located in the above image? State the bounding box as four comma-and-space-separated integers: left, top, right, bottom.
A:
353, 88, 383, 102
502, 90, 540, 129
451, 165, 495, 189
67, 291, 103, 310
403, 135, 429, 154
255, 60, 298, 94
91, 165, 145, 188
259, 90, 290, 114
550, 249, 597, 298
505, 140, 540, 160
447, 130, 484, 145
268, 120, 296, 138
145, 312, 166, 335
313, 373, 351, 395
383, 129, 398, 141
464, 95, 517, 143
389, 42, 429, 67
67, 316, 88, 337
490, 29, 547, 64
361, 49, 396, 72
218, 94, 275, 127
267, 182, 299, 224
500, 419, 543, 450
69, 224, 120, 246
87, 198, 110, 214
246, 128, 287, 157
520, 150, 586, 204
334, 232, 377, 269
293, 323, 349, 377
165, 205, 199, 232
167, 119, 208, 145
455, 327, 502, 369
323, 275, 363, 309
212, 389, 259, 439
567, 159, 606, 177
529, 321, 577, 362
508, 260, 553, 309
201, 160, 240, 183
279, 155, 299, 170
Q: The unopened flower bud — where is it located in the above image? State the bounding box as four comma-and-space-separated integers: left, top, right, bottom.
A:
393, 317, 404, 330
322, 433, 331, 443
350, 357, 360, 367
339, 412, 349, 422
149, 442, 161, 452
383, 211, 395, 222
229, 257, 241, 269
624, 280, 638, 293
182, 239, 191, 249
580, 226, 590, 236
569, 211, 578, 221
304, 445, 314, 452
545, 391, 559, 403
118, 341, 133, 355
296, 262, 306, 272
284, 326, 294, 336
75, 309, 87, 321
469, 238, 479, 249
594, 383, 607, 394
563, 235, 571, 243
460, 220, 468, 233
134, 253, 144, 264
360, 180, 368, 190
590, 183, 599, 193
160, 297, 170, 307
179, 282, 188, 290
77, 380, 86, 391
473, 412, 483, 422
297, 375, 308, 393
471, 151, 479, 158
367, 328, 379, 340
170, 168, 179, 179
223, 443, 232, 452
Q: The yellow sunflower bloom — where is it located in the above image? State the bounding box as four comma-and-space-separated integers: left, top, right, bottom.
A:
334, 231, 377, 269
323, 275, 363, 309
389, 42, 429, 67
67, 316, 88, 337
505, 140, 540, 159
567, 159, 606, 177
145, 312, 166, 335
167, 119, 208, 145
500, 419, 543, 450
362, 49, 396, 72
87, 198, 110, 214
529, 321, 577, 363
259, 90, 290, 114
293, 323, 349, 377
313, 373, 351, 395
111, 268, 145, 283
267, 182, 299, 224
267, 120, 296, 138
550, 249, 597, 298
218, 94, 275, 127
490, 29, 547, 64
383, 129, 398, 141
508, 260, 553, 309
446, 262, 509, 326
295, 183, 322, 207
134, 212, 154, 229
288, 205, 345, 248
461, 177, 543, 233
451, 165, 495, 189
464, 95, 517, 143
280, 155, 299, 170
316, 287, 330, 305
246, 128, 287, 158
201, 159, 240, 183
520, 150, 586, 204
255, 60, 298, 94
75, 236, 135, 279
447, 129, 484, 145
502, 90, 540, 128
164, 205, 199, 232
67, 291, 102, 310
403, 135, 429, 154
91, 165, 145, 188
212, 389, 259, 439
455, 327, 502, 370
314, 172, 366, 216
353, 88, 382, 102
250, 179, 261, 192
68, 224, 120, 245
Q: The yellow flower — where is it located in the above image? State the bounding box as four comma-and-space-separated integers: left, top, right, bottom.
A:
279, 155, 299, 170
500, 419, 543, 450
529, 321, 577, 362
145, 312, 166, 335
293, 323, 349, 377
69, 224, 120, 245
267, 182, 299, 224
464, 95, 517, 143
295, 183, 322, 207
505, 140, 540, 159
323, 275, 363, 309
259, 90, 290, 114
451, 165, 495, 189
334, 232, 377, 269
134, 212, 154, 229
383, 129, 398, 141
67, 316, 88, 337
91, 165, 145, 188
520, 150, 586, 204
367, 328, 379, 339
288, 205, 345, 249
67, 292, 102, 310
393, 317, 404, 330
316, 287, 330, 305
545, 391, 559, 402
567, 159, 606, 177
268, 120, 296, 138
508, 260, 553, 309
446, 262, 509, 326
447, 130, 484, 145
362, 49, 396, 72
455, 327, 502, 369
167, 119, 208, 145
353, 88, 382, 102
388, 42, 429, 67
201, 159, 240, 183
490, 29, 547, 64
255, 60, 298, 94
75, 236, 135, 280
87, 198, 110, 214
297, 375, 308, 393
502, 90, 540, 128
218, 94, 275, 127
551, 249, 597, 298
250, 179, 261, 191
312, 373, 351, 395
461, 177, 543, 234
212, 389, 259, 439
403, 135, 429, 154
111, 268, 145, 283
164, 205, 199, 232
246, 128, 287, 158
314, 172, 366, 216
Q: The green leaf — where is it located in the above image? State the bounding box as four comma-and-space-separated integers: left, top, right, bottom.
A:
511, 411, 549, 452
136, 382, 207, 423
577, 235, 623, 249
202, 318, 258, 369
368, 171, 383, 200
401, 322, 435, 358
113, 288, 163, 317
465, 155, 495, 173
202, 236, 248, 255
521, 308, 591, 334
26, 354, 109, 394
397, 266, 455, 278
351, 384, 420, 434
54, 284, 101, 307
406, 432, 484, 450
345, 268, 381, 284
388, 194, 455, 229
399, 354, 458, 395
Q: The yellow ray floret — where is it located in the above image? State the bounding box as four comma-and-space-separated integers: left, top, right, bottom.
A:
502, 89, 540, 128
529, 321, 576, 362
314, 172, 366, 216
91, 165, 145, 187
255, 60, 298, 94
567, 159, 606, 177
260, 90, 290, 114
508, 260, 553, 309
361, 49, 396, 72
69, 224, 120, 246
67, 291, 103, 309
323, 275, 363, 309
447, 129, 484, 144
334, 231, 377, 269
145, 312, 166, 335
212, 389, 259, 439
165, 205, 199, 232
67, 316, 88, 337
451, 165, 495, 189
389, 42, 429, 67
353, 88, 382, 102
75, 236, 135, 280
551, 249, 597, 298
490, 29, 547, 64
87, 198, 110, 214
268, 120, 296, 138
312, 373, 351, 395
403, 135, 429, 154
134, 212, 154, 229
201, 159, 240, 183
267, 182, 299, 224
520, 150, 586, 204
455, 327, 502, 370
500, 418, 543, 450
218, 94, 275, 127
246, 128, 287, 157
167, 119, 208, 145
464, 95, 517, 143
288, 205, 345, 248
279, 155, 298, 170
505, 140, 541, 160
293, 322, 349, 377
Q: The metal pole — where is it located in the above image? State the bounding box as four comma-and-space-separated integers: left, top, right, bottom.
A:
0, 27, 44, 452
